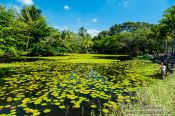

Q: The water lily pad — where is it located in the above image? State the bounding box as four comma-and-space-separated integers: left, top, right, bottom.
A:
91, 105, 97, 108
102, 109, 109, 113
43, 109, 51, 113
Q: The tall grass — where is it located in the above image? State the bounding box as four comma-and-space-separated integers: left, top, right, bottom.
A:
106, 74, 175, 116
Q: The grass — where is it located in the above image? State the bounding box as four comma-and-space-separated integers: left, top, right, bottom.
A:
106, 74, 175, 116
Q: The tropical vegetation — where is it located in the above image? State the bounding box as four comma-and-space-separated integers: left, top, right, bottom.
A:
0, 5, 175, 57
1, 3, 175, 116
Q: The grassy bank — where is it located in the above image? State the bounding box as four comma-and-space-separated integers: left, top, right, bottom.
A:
107, 74, 175, 116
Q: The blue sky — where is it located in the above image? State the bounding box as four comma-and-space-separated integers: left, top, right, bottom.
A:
1, 0, 175, 36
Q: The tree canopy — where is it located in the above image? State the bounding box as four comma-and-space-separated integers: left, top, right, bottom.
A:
0, 4, 174, 57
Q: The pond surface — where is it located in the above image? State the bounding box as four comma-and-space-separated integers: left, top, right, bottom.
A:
0, 54, 159, 116
94, 55, 132, 61
0, 57, 43, 63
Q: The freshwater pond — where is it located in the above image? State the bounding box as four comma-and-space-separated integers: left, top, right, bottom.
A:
0, 55, 159, 116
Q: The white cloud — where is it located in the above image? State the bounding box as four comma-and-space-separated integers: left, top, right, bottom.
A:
17, 0, 33, 5
92, 18, 98, 23
87, 29, 100, 37
64, 5, 70, 10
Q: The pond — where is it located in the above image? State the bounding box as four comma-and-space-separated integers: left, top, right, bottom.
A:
0, 54, 160, 116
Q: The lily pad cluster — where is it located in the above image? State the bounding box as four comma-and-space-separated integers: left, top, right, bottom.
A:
0, 58, 159, 115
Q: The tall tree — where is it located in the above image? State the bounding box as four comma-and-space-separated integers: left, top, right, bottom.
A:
160, 6, 175, 54
19, 5, 50, 54
0, 5, 18, 56
110, 22, 153, 35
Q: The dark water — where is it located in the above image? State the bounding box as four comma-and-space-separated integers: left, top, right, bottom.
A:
0, 57, 42, 63
45, 104, 96, 116
0, 55, 131, 63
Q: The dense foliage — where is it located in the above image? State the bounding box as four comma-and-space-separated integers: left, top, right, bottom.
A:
0, 5, 93, 57
93, 6, 175, 55
93, 22, 166, 55
0, 5, 175, 57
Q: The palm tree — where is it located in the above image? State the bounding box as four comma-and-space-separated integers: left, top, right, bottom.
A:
19, 5, 42, 51
20, 5, 41, 25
